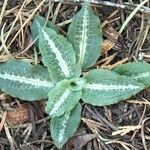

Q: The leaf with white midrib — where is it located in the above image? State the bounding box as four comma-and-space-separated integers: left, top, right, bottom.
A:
39, 27, 81, 82
0, 60, 53, 100
31, 15, 59, 48
67, 2, 102, 69
82, 69, 144, 106
114, 62, 150, 88
45, 79, 82, 118
50, 103, 81, 149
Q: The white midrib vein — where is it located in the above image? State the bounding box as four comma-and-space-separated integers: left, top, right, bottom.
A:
50, 89, 71, 116
85, 83, 140, 91
0, 73, 53, 88
133, 72, 150, 79
58, 111, 70, 143
79, 6, 88, 66
41, 29, 70, 78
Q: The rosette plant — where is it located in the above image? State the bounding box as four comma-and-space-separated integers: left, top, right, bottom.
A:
0, 1, 150, 149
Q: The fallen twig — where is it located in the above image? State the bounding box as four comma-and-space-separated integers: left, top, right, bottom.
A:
52, 0, 150, 14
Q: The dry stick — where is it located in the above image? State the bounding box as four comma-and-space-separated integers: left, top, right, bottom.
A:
140, 24, 150, 48
0, 111, 7, 132
136, 24, 150, 58
4, 6, 19, 16
131, 105, 146, 140
45, 1, 53, 25
1, 23, 11, 55
134, 14, 145, 57
119, 0, 149, 34
23, 124, 32, 144
102, 0, 149, 55
0, 0, 8, 25
4, 124, 16, 150
52, 0, 150, 14
19, 13, 25, 50
105, 140, 137, 150
57, 19, 72, 27
53, 0, 149, 38
141, 117, 150, 150
52, 2, 62, 23
7, 0, 47, 49
0, 24, 20, 42
40, 132, 47, 150
15, 38, 37, 56
95, 130, 137, 150
0, 0, 27, 52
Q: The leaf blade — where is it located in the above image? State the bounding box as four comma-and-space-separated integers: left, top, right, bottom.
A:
67, 2, 102, 69
114, 62, 150, 87
31, 15, 59, 48
50, 103, 81, 149
39, 27, 80, 82
82, 69, 144, 106
0, 60, 53, 100
45, 80, 82, 118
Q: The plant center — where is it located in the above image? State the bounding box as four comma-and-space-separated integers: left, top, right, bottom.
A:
69, 78, 86, 91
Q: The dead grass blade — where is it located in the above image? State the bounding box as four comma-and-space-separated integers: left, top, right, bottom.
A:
0, 111, 7, 132
112, 125, 141, 136
0, 0, 8, 25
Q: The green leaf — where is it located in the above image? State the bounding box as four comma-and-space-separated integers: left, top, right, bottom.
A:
67, 1, 102, 69
31, 15, 59, 48
0, 60, 53, 100
50, 103, 81, 149
45, 79, 82, 118
39, 27, 81, 82
114, 62, 150, 88
82, 69, 144, 106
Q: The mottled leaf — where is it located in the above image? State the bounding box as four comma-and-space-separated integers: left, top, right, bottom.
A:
31, 15, 59, 48
82, 69, 144, 106
45, 79, 82, 118
114, 62, 150, 88
50, 103, 81, 149
67, 2, 102, 69
0, 60, 53, 100
39, 27, 81, 82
